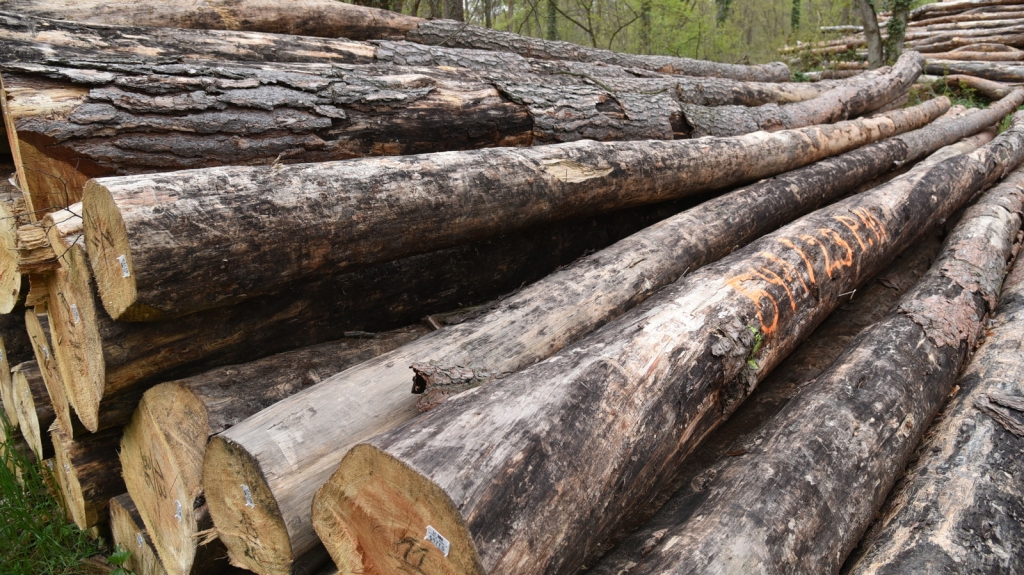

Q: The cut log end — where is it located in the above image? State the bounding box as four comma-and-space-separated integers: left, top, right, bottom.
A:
313, 444, 483, 575
51, 429, 92, 529
203, 435, 293, 575
109, 494, 170, 575
0, 336, 16, 427
82, 180, 145, 322
24, 309, 74, 436
0, 197, 22, 313
11, 361, 53, 461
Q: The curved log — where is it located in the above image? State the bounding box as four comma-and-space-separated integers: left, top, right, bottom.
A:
199, 98, 987, 575
119, 327, 428, 575
84, 100, 938, 322
582, 130, 1024, 575
10, 361, 53, 460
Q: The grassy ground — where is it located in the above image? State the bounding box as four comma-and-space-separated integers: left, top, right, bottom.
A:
0, 416, 108, 575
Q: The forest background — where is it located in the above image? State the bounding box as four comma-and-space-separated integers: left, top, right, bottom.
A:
345, 0, 927, 66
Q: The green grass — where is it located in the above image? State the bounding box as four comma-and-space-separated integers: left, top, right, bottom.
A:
0, 416, 105, 575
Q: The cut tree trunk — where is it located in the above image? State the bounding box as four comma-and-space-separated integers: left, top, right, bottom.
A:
911, 34, 1024, 52
911, 9, 1024, 27
923, 49, 1024, 60
0, 338, 17, 428
911, 0, 1024, 21
119, 327, 428, 575
587, 215, 951, 574
11, 361, 54, 460
0, 1, 790, 81
84, 99, 937, 323
929, 73, 1017, 99
677, 52, 921, 137
109, 494, 170, 575
51, 425, 124, 529
52, 202, 685, 434
926, 59, 1024, 81
846, 212, 1024, 575
200, 97, 1002, 575
307, 107, 1024, 575
23, 309, 78, 437
0, 172, 24, 312
583, 131, 1024, 575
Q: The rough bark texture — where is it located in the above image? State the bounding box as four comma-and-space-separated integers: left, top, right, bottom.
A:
931, 73, 1017, 99
119, 327, 428, 575
855, 0, 885, 68
846, 196, 1024, 574
109, 493, 170, 575
926, 59, 1024, 81
585, 131, 1024, 575
201, 98, 961, 575
51, 425, 124, 529
0, 2, 790, 81
912, 34, 1024, 52
309, 109, 1024, 575
11, 361, 53, 460
54, 202, 685, 433
911, 0, 1024, 21
678, 53, 921, 137
588, 219, 950, 573
924, 49, 1024, 59
84, 103, 939, 322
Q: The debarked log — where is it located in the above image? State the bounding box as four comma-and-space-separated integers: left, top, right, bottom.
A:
84, 101, 945, 322
0, 1, 790, 81
586, 124, 1024, 575
846, 190, 1024, 574
198, 96, 1010, 575
307, 106, 1024, 575
52, 202, 685, 433
119, 326, 428, 575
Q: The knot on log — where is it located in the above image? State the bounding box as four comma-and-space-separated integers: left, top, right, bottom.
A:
410, 361, 506, 412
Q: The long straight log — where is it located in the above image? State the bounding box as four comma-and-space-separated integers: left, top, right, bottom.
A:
10, 361, 53, 460
51, 425, 123, 529
308, 105, 1024, 575
0, 1, 790, 81
911, 33, 1024, 52
84, 98, 938, 323
592, 140, 1024, 575
120, 327, 429, 575
587, 210, 954, 574
923, 49, 1024, 59
926, 59, 1024, 81
846, 241, 1024, 574
911, 0, 1024, 21
109, 494, 169, 575
198, 97, 1004, 575
911, 8, 1024, 26
54, 202, 684, 434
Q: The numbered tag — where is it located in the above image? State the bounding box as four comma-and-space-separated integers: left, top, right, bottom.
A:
424, 525, 450, 557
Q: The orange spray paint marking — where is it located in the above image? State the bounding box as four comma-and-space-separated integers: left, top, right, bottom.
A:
779, 238, 817, 286
800, 234, 835, 279
751, 267, 798, 312
760, 252, 809, 295
817, 227, 855, 277
725, 273, 780, 336
835, 215, 869, 250
853, 207, 888, 242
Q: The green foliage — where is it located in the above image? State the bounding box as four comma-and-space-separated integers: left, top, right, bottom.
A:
108, 545, 137, 575
746, 325, 764, 370
910, 75, 992, 110
0, 416, 103, 575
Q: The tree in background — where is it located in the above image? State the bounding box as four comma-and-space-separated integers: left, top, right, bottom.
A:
885, 0, 913, 63
854, 0, 884, 67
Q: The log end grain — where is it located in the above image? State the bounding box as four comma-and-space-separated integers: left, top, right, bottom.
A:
312, 444, 484, 575
203, 435, 293, 575
0, 336, 16, 428
11, 361, 54, 460
120, 383, 210, 575
0, 195, 22, 313
24, 308, 75, 436
109, 493, 170, 575
43, 203, 84, 271
82, 179, 147, 323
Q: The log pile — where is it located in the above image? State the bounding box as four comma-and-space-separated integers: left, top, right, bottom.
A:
0, 2, 1023, 575
784, 0, 1024, 98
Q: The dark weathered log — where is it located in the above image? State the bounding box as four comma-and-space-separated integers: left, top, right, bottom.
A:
10, 361, 53, 460
588, 217, 950, 574
51, 425, 124, 529
926, 59, 1024, 81
0, 1, 790, 81
199, 97, 997, 575
591, 139, 1024, 575
120, 327, 428, 575
55, 202, 685, 433
84, 101, 939, 323
677, 52, 922, 137
846, 212, 1024, 574
308, 106, 1024, 575
109, 494, 169, 575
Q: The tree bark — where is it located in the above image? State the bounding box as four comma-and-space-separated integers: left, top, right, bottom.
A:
50, 425, 124, 529
855, 0, 884, 68
678, 52, 921, 137
909, 32, 1024, 52
308, 107, 1024, 575
85, 100, 934, 323
51, 203, 684, 434
911, 0, 1024, 21
923, 49, 1024, 59
109, 493, 170, 575
0, 2, 791, 81
926, 73, 1018, 99
10, 361, 53, 461
199, 98, 972, 575
119, 327, 428, 575
911, 9, 1024, 27
926, 59, 1024, 81
580, 130, 1024, 575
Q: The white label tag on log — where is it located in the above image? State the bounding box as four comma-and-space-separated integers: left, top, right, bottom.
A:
70, 304, 80, 324
42, 346, 50, 360
117, 255, 130, 278
136, 533, 144, 548
241, 484, 255, 508
424, 525, 450, 557
175, 500, 183, 522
